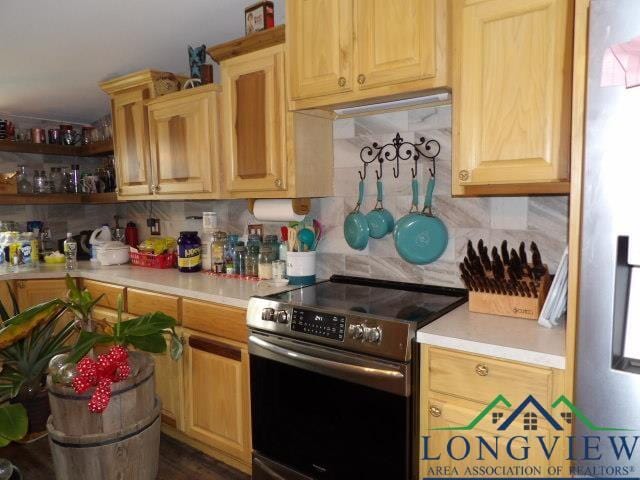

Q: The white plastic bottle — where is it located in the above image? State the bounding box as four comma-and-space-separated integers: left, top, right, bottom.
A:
64, 232, 78, 270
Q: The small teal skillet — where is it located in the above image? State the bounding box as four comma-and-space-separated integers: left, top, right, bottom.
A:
393, 176, 448, 264
343, 180, 370, 250
366, 180, 394, 239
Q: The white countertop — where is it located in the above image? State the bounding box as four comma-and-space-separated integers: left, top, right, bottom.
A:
417, 304, 566, 369
0, 262, 294, 309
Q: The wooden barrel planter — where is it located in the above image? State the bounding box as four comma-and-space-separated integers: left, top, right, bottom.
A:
46, 352, 161, 480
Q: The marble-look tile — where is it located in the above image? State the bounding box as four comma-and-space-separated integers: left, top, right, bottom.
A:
333, 118, 355, 139
452, 228, 492, 262
408, 105, 452, 131
436, 195, 491, 229
422, 260, 461, 287
527, 196, 569, 239
345, 255, 371, 277
490, 197, 529, 230
369, 256, 423, 283
316, 253, 345, 278
354, 111, 409, 136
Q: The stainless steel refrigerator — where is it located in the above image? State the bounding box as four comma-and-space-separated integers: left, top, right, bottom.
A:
576, 0, 640, 473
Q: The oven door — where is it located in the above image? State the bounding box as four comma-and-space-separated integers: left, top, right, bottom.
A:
249, 331, 411, 480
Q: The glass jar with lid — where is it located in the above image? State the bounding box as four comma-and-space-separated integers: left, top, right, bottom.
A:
234, 241, 246, 275
246, 244, 260, 277
258, 246, 274, 280
16, 165, 32, 194
211, 231, 227, 274
225, 234, 239, 274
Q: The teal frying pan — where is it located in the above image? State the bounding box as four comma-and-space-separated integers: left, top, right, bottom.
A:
366, 180, 395, 238
393, 176, 448, 264
343, 180, 370, 250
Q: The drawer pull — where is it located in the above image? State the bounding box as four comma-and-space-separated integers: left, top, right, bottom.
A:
338, 76, 346, 87
357, 74, 366, 85
458, 170, 470, 181
429, 405, 442, 417
475, 364, 489, 376
188, 335, 241, 362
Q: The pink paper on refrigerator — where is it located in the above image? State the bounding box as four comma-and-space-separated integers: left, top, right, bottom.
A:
601, 35, 640, 88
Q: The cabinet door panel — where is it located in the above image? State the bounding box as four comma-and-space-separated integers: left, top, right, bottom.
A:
112, 89, 152, 196
222, 45, 287, 194
355, 0, 436, 89
183, 330, 251, 463
288, 0, 354, 100
454, 0, 572, 186
148, 89, 218, 195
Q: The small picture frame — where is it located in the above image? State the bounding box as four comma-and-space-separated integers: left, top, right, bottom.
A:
245, 1, 274, 35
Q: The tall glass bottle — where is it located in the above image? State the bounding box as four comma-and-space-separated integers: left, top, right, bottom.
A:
64, 232, 77, 270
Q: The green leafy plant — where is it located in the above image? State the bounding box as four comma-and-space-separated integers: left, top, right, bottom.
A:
0, 299, 75, 400
0, 403, 27, 447
67, 293, 182, 364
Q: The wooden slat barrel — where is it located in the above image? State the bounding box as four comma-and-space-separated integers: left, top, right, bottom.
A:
47, 397, 161, 480
46, 351, 155, 436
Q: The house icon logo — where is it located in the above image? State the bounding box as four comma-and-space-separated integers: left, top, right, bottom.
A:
431, 394, 632, 432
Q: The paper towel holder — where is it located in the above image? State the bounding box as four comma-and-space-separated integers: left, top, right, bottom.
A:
247, 198, 311, 216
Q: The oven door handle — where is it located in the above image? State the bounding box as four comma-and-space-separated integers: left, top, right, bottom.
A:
249, 334, 409, 396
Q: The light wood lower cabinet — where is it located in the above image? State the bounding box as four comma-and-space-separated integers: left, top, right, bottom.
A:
182, 329, 252, 465
420, 345, 567, 478
16, 279, 76, 329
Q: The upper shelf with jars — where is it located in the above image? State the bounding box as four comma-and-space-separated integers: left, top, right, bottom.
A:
0, 119, 114, 157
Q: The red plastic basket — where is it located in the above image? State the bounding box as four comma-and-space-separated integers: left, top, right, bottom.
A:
129, 251, 176, 269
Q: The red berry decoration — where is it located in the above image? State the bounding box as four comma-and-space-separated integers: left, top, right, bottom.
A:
88, 378, 112, 413
114, 363, 131, 381
72, 375, 93, 394
97, 353, 117, 377
75, 357, 98, 383
108, 345, 129, 364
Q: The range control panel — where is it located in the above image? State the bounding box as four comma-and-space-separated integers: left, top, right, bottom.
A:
291, 308, 346, 341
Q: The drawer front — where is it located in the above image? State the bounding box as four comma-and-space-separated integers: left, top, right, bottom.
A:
428, 348, 552, 406
182, 299, 247, 343
127, 288, 180, 321
83, 279, 126, 309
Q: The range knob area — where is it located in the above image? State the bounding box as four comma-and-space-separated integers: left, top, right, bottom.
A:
261, 308, 275, 322
275, 310, 289, 324
363, 326, 382, 343
348, 324, 365, 340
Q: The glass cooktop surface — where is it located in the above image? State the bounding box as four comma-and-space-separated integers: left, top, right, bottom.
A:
266, 275, 467, 325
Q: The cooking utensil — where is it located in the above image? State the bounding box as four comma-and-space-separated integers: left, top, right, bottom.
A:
343, 180, 370, 250
366, 180, 395, 238
393, 176, 448, 265
312, 219, 323, 251
288, 227, 297, 252
297, 227, 315, 252
281, 226, 288, 242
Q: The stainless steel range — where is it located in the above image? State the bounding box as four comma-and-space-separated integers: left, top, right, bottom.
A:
247, 275, 467, 480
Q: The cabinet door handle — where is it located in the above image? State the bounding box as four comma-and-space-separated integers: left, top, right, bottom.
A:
357, 74, 366, 85
458, 170, 470, 182
274, 178, 283, 188
188, 335, 241, 362
338, 76, 346, 87
429, 405, 442, 417
475, 363, 489, 376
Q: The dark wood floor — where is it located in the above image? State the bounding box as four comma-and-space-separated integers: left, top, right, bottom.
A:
1, 433, 250, 480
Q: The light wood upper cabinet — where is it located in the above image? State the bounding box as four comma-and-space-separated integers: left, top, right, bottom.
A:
222, 45, 287, 194
288, 0, 353, 100
287, 0, 449, 110
220, 43, 334, 198
147, 85, 221, 196
182, 329, 252, 464
452, 0, 573, 195
354, 0, 436, 90
111, 88, 153, 196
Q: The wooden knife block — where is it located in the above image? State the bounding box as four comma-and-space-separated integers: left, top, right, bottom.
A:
468, 274, 551, 320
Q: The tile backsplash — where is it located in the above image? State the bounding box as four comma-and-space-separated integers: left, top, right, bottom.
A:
0, 104, 568, 288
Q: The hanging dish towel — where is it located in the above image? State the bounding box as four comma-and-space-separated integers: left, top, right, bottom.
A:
601, 35, 640, 88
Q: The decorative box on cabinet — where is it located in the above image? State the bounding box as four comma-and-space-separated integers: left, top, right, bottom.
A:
220, 42, 333, 198
287, 0, 449, 111
451, 0, 573, 196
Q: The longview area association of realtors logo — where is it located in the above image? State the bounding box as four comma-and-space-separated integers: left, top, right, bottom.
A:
421, 394, 638, 478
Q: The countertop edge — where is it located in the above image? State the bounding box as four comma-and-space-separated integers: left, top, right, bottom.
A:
416, 331, 566, 369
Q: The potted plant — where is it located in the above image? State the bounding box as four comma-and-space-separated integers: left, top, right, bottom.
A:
0, 403, 28, 479
0, 291, 75, 438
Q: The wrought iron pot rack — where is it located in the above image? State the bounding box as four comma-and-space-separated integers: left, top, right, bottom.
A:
358, 132, 441, 180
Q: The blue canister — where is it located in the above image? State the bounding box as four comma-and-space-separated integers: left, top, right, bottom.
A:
177, 231, 202, 273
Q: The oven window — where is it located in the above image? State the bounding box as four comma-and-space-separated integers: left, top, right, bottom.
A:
250, 354, 410, 479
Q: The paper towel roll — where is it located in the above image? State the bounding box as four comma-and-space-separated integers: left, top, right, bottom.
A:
252, 199, 307, 222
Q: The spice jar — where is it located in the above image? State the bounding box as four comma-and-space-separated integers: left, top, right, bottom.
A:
258, 246, 274, 280
177, 231, 202, 273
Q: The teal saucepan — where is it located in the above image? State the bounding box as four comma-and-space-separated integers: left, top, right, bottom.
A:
393, 176, 448, 264
343, 180, 369, 250
366, 180, 395, 239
